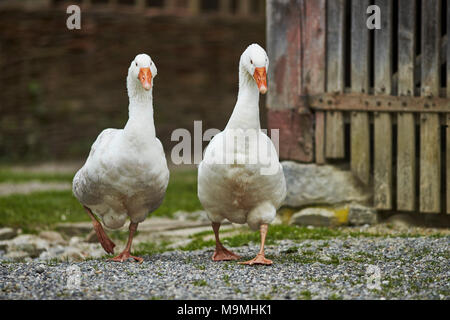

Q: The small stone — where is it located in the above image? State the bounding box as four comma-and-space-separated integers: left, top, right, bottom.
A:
290, 208, 338, 227
271, 214, 283, 225
7, 235, 48, 258
348, 204, 377, 226
39, 231, 66, 244
55, 222, 92, 237
0, 228, 17, 240
5, 250, 29, 261
69, 237, 82, 246
35, 264, 46, 274
62, 247, 85, 262
386, 214, 417, 229
0, 242, 8, 252
282, 161, 371, 208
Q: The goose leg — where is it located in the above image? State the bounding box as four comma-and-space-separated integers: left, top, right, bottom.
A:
239, 224, 272, 265
212, 222, 240, 261
108, 222, 143, 263
83, 206, 115, 254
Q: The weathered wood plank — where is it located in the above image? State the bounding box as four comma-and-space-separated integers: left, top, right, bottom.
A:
266, 0, 314, 162
303, 0, 326, 95
374, 0, 393, 210
267, 110, 314, 161
350, 0, 370, 184
325, 0, 345, 159
447, 114, 450, 214
188, 0, 201, 15
301, 0, 326, 164
448, 0, 450, 214
238, 0, 251, 15
392, 35, 447, 88
315, 112, 325, 163
397, 0, 416, 211
267, 0, 301, 111
420, 0, 441, 213
135, 0, 145, 9
219, 0, 231, 15
165, 0, 177, 11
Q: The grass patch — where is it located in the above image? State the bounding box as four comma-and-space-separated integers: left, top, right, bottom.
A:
222, 274, 230, 285
180, 238, 216, 251
180, 225, 349, 251
0, 169, 200, 232
192, 279, 208, 287
0, 190, 88, 232
298, 290, 312, 300
134, 241, 172, 256
329, 293, 342, 300
179, 224, 449, 254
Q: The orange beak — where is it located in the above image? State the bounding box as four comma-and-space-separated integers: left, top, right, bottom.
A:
138, 67, 152, 91
253, 67, 267, 94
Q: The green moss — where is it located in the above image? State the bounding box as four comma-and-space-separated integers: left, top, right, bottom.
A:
329, 293, 342, 300
282, 246, 299, 254
193, 279, 208, 287
259, 293, 272, 300
298, 290, 312, 300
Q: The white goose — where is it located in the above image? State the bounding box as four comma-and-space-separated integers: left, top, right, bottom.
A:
198, 44, 286, 265
73, 54, 169, 263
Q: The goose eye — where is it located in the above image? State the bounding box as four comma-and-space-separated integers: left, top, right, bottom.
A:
250, 59, 253, 65
135, 62, 138, 67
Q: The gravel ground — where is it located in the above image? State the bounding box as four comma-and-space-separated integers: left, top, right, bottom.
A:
1, 237, 449, 300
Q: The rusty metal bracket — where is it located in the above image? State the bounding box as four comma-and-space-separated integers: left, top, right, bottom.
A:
304, 93, 450, 113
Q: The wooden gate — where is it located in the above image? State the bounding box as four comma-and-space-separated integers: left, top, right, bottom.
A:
267, 0, 450, 214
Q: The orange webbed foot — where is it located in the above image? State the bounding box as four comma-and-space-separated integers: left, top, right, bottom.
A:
108, 251, 143, 264
238, 253, 272, 266
212, 246, 240, 261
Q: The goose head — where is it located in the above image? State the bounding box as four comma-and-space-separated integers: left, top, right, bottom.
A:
127, 53, 158, 93
240, 44, 269, 94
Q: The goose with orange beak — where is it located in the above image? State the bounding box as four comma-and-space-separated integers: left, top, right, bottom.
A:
198, 44, 286, 265
73, 54, 169, 263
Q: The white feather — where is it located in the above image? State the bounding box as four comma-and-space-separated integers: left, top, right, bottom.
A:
198, 44, 286, 231
73, 54, 169, 229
